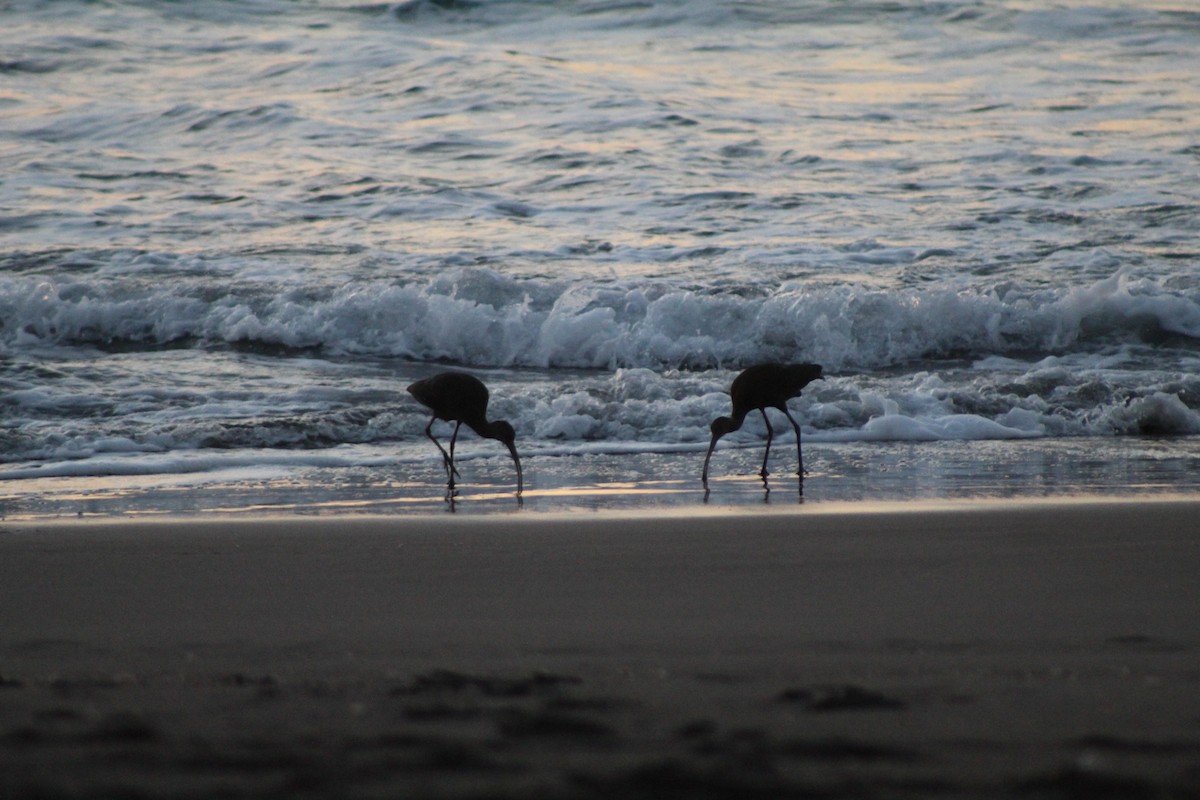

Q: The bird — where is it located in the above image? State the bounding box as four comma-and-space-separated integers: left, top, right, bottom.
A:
702, 363, 823, 486
407, 371, 523, 496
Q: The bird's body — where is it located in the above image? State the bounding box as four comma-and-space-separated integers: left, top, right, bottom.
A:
702, 363, 823, 485
407, 371, 523, 495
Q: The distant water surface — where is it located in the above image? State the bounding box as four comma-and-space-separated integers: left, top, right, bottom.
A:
2, 0, 1199, 517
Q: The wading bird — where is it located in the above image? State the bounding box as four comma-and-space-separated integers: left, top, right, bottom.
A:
408, 371, 523, 496
702, 363, 823, 486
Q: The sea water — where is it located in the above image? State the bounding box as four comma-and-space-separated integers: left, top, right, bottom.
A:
2, 0, 1199, 517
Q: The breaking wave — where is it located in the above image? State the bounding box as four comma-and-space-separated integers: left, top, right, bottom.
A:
3, 269, 1197, 371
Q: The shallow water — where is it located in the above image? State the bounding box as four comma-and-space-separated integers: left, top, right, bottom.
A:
4, 437, 1197, 520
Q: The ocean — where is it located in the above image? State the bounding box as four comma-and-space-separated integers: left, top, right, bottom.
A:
2, 0, 1199, 517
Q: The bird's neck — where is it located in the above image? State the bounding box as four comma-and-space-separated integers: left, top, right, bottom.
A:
467, 418, 499, 440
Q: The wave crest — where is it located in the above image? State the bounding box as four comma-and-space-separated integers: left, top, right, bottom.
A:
2, 269, 1197, 370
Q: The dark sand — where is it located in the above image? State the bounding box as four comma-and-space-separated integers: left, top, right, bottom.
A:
2, 499, 1199, 798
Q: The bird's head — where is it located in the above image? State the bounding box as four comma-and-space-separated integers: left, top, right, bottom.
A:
710, 415, 738, 439
487, 420, 517, 446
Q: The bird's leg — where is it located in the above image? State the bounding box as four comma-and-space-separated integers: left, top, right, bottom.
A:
759, 409, 774, 478
783, 408, 806, 476
447, 420, 464, 490
424, 418, 458, 480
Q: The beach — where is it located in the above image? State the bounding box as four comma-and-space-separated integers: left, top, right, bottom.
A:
3, 499, 1199, 798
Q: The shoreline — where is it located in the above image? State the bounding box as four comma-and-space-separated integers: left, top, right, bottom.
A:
7, 484, 1200, 527
6, 487, 1200, 527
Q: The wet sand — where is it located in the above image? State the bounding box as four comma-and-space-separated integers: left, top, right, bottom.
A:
2, 499, 1199, 798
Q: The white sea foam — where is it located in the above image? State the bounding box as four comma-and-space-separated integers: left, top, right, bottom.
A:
3, 269, 1198, 373
6, 348, 1199, 481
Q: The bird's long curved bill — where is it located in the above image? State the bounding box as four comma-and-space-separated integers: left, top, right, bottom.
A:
701, 434, 719, 485
507, 443, 524, 496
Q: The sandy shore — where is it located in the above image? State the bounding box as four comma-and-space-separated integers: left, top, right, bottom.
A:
2, 499, 1199, 798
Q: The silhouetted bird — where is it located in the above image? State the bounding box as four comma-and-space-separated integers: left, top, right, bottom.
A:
407, 371, 523, 495
702, 363, 824, 486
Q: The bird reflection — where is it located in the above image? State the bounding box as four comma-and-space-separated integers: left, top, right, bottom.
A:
700, 470, 806, 505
